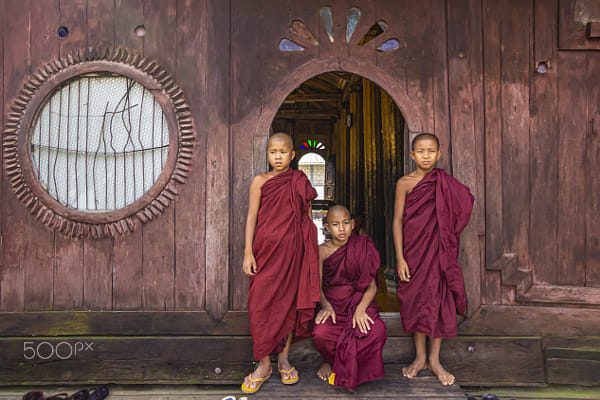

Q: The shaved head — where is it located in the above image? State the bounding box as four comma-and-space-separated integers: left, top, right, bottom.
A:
326, 205, 351, 223
268, 132, 294, 150
411, 133, 440, 151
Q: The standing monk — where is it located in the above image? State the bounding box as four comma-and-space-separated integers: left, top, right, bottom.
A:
313, 205, 387, 392
241, 133, 320, 394
392, 133, 474, 386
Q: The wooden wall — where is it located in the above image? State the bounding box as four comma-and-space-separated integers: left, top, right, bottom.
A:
0, 0, 599, 387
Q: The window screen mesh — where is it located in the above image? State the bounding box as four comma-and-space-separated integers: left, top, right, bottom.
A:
30, 75, 169, 211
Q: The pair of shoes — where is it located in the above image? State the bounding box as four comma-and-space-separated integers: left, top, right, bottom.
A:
44, 394, 69, 400
278, 366, 300, 385
240, 371, 272, 394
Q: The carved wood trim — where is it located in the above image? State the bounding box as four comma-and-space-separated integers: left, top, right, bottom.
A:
487, 253, 533, 295
3, 48, 194, 239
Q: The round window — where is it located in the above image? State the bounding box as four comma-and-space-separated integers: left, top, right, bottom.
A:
4, 49, 194, 238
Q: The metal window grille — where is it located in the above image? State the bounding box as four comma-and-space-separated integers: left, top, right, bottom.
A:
30, 74, 169, 211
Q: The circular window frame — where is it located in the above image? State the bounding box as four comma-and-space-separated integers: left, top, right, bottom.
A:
3, 48, 194, 239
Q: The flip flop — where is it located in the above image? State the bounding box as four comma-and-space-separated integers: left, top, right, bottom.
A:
278, 366, 299, 385
328, 372, 336, 385
241, 371, 272, 394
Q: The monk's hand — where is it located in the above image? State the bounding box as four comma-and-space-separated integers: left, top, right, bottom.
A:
315, 307, 336, 324
242, 253, 257, 276
397, 259, 411, 282
352, 308, 374, 334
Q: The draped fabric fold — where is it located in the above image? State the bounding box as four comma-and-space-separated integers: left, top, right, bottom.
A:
313, 235, 387, 391
248, 169, 320, 360
397, 168, 474, 338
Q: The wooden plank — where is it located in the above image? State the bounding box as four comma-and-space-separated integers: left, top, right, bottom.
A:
430, 0, 451, 173
546, 358, 600, 386
174, 0, 206, 310
204, 0, 230, 319
230, 0, 263, 310
558, 0, 600, 50
458, 305, 600, 336
111, 0, 144, 311
0, 337, 253, 385
348, 90, 361, 215
530, 0, 559, 285
446, 0, 481, 316
404, 0, 434, 134
517, 285, 600, 305
557, 51, 587, 285
0, 311, 250, 336
24, 0, 58, 311
442, 337, 545, 385
482, 0, 503, 304
114, 0, 143, 53
586, 53, 600, 287
362, 79, 377, 240
82, 0, 114, 311
500, 0, 531, 284
52, 0, 87, 311
140, 0, 177, 310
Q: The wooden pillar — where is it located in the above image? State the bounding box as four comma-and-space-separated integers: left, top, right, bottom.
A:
348, 91, 361, 216
381, 90, 399, 272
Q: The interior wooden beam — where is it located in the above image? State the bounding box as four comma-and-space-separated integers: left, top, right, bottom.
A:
283, 93, 342, 103
275, 110, 339, 119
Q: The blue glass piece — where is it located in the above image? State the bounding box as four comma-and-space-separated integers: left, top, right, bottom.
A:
279, 39, 305, 52
320, 7, 334, 43
300, 145, 307, 149
346, 8, 361, 43
377, 39, 400, 52
58, 26, 69, 38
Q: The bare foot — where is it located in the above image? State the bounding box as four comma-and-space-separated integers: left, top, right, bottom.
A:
428, 360, 455, 386
243, 362, 272, 390
317, 363, 333, 381
277, 355, 299, 381
402, 357, 428, 378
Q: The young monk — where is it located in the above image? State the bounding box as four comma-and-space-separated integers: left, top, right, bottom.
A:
241, 133, 320, 394
392, 133, 474, 386
313, 205, 387, 392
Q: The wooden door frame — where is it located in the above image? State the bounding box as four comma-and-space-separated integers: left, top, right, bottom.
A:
252, 56, 482, 318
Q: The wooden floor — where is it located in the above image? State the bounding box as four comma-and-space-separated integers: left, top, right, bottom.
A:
0, 364, 466, 400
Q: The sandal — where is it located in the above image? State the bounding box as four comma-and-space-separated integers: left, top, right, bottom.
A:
45, 394, 69, 400
22, 392, 44, 400
67, 389, 89, 400
241, 371, 272, 394
278, 366, 299, 385
87, 386, 109, 400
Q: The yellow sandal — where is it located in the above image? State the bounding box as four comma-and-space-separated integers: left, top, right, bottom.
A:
241, 371, 272, 394
278, 366, 300, 385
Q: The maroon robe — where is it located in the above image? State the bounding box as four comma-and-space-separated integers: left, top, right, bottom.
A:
248, 169, 320, 361
312, 234, 387, 391
397, 168, 474, 338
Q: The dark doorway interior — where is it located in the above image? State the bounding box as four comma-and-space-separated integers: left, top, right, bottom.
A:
271, 72, 405, 312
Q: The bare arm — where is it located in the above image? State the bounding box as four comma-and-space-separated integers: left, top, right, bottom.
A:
392, 179, 411, 282
352, 279, 377, 333
242, 176, 264, 276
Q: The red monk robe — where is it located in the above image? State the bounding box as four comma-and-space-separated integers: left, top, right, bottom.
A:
313, 234, 387, 391
248, 168, 321, 361
397, 168, 473, 338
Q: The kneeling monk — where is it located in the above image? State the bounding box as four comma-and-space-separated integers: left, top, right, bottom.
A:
313, 205, 387, 392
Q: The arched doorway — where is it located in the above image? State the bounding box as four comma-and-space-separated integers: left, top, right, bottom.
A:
271, 72, 405, 311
